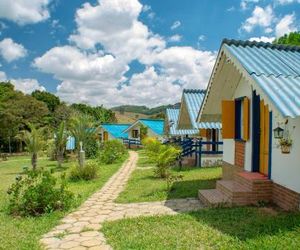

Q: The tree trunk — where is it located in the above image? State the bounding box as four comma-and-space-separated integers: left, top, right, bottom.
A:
32, 153, 37, 170
57, 149, 64, 168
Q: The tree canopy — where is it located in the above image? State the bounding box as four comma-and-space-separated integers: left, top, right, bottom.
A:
0, 82, 116, 153
273, 31, 300, 46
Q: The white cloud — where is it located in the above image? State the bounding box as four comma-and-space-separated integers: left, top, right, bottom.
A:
69, 0, 165, 62
241, 5, 274, 33
198, 35, 206, 41
142, 5, 151, 12
227, 6, 235, 12
0, 71, 6, 81
0, 0, 52, 25
168, 34, 182, 42
171, 20, 181, 30
10, 78, 46, 94
249, 36, 275, 43
34, 0, 216, 107
275, 13, 297, 37
240, 0, 260, 10
0, 38, 27, 62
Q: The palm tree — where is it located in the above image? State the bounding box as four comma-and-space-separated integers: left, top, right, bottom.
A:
69, 113, 95, 167
23, 125, 44, 170
54, 121, 68, 168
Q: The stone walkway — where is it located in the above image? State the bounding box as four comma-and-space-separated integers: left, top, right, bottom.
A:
41, 151, 203, 250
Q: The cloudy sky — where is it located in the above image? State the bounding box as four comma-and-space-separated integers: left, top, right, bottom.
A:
0, 0, 299, 107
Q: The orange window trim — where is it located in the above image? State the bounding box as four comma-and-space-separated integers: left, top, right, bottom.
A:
222, 100, 235, 139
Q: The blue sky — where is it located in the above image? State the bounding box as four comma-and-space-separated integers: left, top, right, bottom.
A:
0, 0, 299, 107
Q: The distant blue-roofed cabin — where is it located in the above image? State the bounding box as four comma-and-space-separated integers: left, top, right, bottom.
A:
177, 89, 222, 151
99, 124, 130, 142
123, 119, 164, 141
164, 108, 199, 138
197, 39, 300, 211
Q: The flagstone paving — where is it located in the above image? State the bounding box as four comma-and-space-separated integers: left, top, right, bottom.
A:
41, 151, 203, 250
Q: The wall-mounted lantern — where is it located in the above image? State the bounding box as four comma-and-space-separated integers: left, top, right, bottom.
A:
273, 126, 284, 139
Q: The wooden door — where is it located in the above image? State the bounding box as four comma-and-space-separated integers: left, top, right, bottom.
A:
259, 101, 269, 176
103, 131, 109, 141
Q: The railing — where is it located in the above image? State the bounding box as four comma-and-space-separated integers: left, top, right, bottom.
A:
122, 138, 142, 149
180, 139, 223, 167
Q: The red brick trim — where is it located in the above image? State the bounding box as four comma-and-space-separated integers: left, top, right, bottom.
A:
272, 183, 300, 211
235, 140, 245, 167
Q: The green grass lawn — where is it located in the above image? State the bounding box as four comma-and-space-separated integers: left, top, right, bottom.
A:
102, 206, 300, 250
0, 155, 125, 250
116, 151, 221, 203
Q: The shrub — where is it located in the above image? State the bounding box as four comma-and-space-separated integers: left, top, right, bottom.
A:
7, 169, 74, 216
99, 140, 127, 164
143, 138, 181, 178
85, 138, 100, 159
69, 162, 98, 181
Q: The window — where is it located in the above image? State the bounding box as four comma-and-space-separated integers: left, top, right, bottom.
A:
235, 99, 243, 140
132, 129, 139, 138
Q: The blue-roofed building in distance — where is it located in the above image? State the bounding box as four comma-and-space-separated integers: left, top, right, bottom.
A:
98, 124, 130, 142
123, 119, 164, 141
177, 89, 222, 152
164, 108, 199, 138
197, 39, 300, 211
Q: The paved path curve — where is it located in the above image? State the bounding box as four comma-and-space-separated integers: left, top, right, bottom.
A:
41, 151, 203, 250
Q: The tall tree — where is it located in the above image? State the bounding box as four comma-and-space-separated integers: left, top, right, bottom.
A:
54, 121, 68, 168
273, 31, 300, 46
23, 125, 44, 170
69, 113, 96, 165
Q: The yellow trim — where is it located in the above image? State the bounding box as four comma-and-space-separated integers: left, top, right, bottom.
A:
243, 97, 250, 141
259, 101, 269, 176
222, 100, 235, 139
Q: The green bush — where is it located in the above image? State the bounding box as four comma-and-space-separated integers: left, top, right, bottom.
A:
99, 140, 127, 164
69, 162, 98, 181
7, 169, 74, 216
143, 138, 181, 178
85, 138, 100, 159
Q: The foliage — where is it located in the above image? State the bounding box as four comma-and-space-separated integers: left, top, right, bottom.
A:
0, 82, 49, 153
32, 90, 60, 112
85, 138, 100, 159
23, 125, 45, 170
71, 103, 116, 123
139, 124, 148, 140
7, 169, 74, 216
69, 162, 98, 181
273, 31, 300, 46
69, 113, 97, 161
279, 137, 293, 147
99, 140, 127, 164
143, 138, 181, 178
54, 121, 68, 167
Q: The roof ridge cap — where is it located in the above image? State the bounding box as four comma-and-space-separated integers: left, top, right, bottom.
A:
222, 38, 300, 52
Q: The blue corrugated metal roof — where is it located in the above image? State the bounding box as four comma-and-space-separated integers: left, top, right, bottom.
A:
139, 119, 164, 136
183, 89, 222, 129
223, 39, 300, 117
101, 124, 130, 139
166, 108, 199, 136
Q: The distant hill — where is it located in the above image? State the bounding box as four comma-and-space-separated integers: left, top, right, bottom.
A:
111, 104, 180, 116
114, 111, 150, 124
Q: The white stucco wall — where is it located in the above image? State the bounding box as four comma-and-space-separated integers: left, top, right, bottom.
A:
271, 115, 300, 193
99, 128, 116, 142
223, 77, 252, 171
127, 123, 162, 140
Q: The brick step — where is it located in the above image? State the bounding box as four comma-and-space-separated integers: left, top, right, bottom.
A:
216, 180, 252, 198
198, 189, 231, 208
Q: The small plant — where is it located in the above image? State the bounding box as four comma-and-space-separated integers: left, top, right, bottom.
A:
69, 161, 98, 181
143, 138, 181, 178
99, 140, 127, 164
7, 169, 74, 216
278, 137, 293, 154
